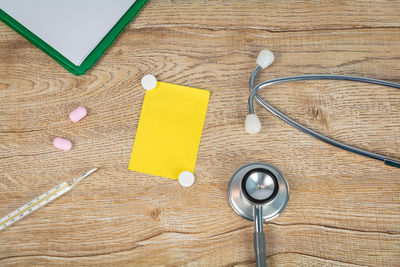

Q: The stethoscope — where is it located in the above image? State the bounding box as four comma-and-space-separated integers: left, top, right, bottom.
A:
228, 50, 400, 267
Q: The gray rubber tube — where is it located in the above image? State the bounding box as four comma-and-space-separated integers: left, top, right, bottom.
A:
254, 206, 266, 267
254, 232, 266, 267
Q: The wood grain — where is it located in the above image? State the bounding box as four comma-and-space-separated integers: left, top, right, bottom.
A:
1, 0, 399, 266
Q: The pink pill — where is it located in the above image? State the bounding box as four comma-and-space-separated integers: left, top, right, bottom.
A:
53, 137, 72, 151
69, 106, 87, 122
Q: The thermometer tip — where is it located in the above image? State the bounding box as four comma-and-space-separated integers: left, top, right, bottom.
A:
70, 167, 98, 185
83, 167, 98, 177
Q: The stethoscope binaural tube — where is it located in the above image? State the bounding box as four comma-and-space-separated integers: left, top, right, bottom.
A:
246, 50, 400, 168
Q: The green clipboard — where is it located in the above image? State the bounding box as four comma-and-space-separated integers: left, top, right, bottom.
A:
0, 0, 148, 76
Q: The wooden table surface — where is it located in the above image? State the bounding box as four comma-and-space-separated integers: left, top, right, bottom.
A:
1, 1, 399, 266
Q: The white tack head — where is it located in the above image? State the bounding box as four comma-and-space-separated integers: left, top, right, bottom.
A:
141, 74, 157, 90
178, 171, 195, 187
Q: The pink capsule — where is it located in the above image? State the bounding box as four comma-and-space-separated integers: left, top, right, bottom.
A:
53, 137, 72, 151
69, 106, 87, 122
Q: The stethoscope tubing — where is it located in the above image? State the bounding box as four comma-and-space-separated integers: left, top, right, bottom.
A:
249, 66, 400, 167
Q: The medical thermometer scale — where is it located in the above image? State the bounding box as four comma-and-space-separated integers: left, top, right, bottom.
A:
0, 167, 98, 231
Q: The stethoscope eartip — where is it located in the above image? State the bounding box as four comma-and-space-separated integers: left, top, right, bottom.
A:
245, 114, 261, 134
256, 50, 275, 69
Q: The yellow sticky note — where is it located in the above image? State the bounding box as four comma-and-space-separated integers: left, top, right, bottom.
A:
129, 82, 210, 179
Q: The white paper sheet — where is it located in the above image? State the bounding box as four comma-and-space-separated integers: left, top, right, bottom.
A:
0, 0, 136, 66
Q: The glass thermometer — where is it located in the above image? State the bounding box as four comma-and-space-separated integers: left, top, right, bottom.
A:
0, 167, 98, 231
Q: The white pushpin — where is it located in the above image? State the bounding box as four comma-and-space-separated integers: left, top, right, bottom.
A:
256, 50, 274, 69
245, 114, 261, 134
178, 171, 195, 187
141, 74, 157, 90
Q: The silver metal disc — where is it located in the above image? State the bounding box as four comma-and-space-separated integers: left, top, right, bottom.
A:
227, 162, 289, 222
244, 170, 276, 201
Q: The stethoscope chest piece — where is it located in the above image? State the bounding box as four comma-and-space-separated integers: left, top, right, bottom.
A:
228, 162, 289, 222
